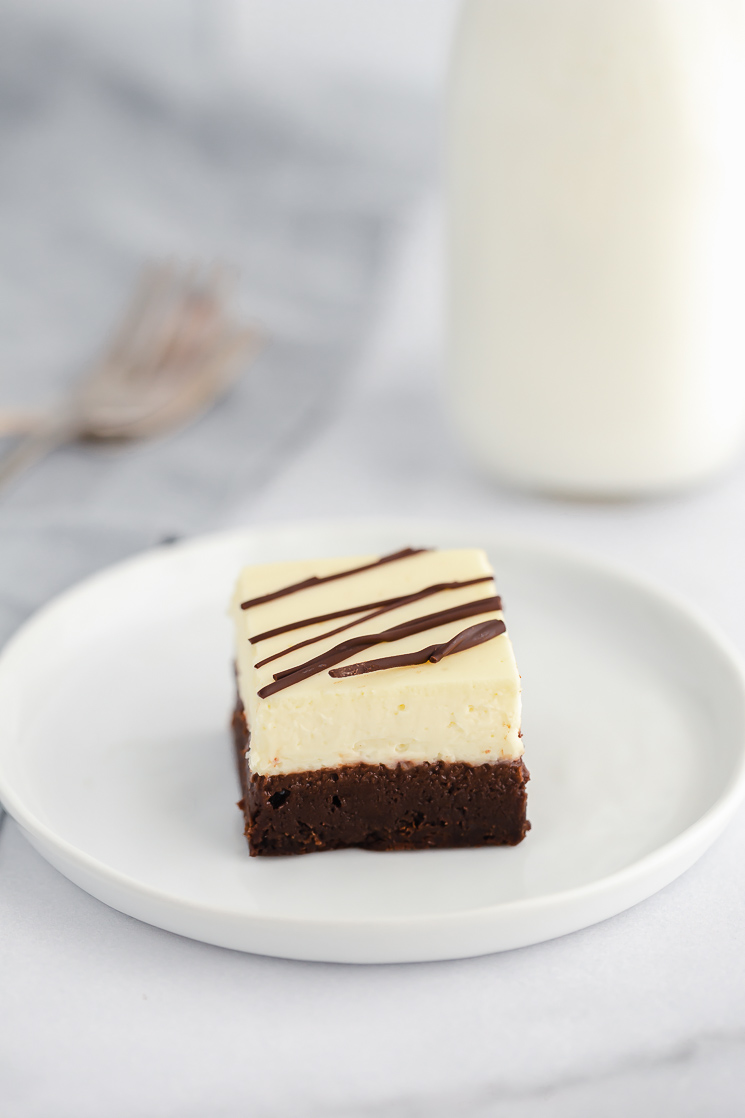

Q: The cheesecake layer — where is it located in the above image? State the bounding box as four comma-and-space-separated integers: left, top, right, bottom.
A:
230, 548, 522, 776
232, 700, 530, 856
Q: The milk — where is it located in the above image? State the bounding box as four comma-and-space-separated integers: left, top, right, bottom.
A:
447, 0, 745, 495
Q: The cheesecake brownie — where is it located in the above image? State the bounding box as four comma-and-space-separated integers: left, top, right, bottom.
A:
230, 547, 529, 856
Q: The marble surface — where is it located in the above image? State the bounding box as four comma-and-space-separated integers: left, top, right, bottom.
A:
2, 6, 745, 1117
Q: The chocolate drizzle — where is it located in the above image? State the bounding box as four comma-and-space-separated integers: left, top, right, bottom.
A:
240, 547, 427, 610
257, 595, 502, 698
253, 578, 497, 670
328, 619, 506, 678
251, 577, 494, 645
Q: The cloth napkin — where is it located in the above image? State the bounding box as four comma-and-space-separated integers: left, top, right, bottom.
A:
0, 5, 434, 647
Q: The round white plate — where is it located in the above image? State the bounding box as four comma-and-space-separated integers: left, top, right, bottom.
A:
1, 520, 744, 964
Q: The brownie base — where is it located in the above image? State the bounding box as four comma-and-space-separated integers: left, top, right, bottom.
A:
232, 699, 530, 857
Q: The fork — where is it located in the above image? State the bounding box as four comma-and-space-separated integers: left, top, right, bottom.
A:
0, 262, 257, 489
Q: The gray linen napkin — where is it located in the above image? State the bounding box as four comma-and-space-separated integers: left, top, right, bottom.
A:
0, 9, 435, 650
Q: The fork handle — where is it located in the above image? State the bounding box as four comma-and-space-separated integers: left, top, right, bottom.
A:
0, 412, 83, 490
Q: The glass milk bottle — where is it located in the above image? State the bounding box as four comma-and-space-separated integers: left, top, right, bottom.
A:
447, 0, 745, 496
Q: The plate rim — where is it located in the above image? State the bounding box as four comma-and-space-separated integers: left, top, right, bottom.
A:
2, 517, 745, 948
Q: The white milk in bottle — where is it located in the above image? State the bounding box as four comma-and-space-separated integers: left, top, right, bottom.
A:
447, 0, 745, 495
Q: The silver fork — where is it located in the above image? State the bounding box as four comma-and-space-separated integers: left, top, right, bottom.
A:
0, 262, 257, 489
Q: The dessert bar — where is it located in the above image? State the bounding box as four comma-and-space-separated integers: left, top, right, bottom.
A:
230, 547, 529, 855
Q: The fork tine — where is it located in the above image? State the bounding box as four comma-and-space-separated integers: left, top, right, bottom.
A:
199, 261, 236, 299
98, 262, 195, 383
145, 267, 230, 375
102, 263, 171, 364
83, 259, 248, 395
150, 296, 224, 374
106, 260, 202, 373
83, 324, 258, 438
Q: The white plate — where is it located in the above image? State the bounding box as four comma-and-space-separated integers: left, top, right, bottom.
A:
1, 519, 744, 964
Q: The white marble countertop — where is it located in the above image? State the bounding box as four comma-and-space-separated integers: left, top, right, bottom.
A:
2, 5, 745, 1116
